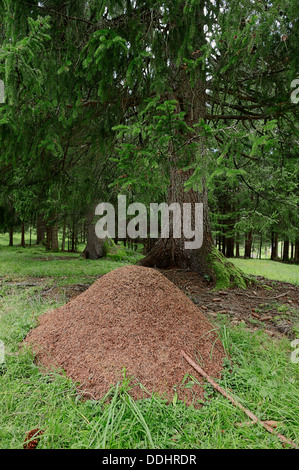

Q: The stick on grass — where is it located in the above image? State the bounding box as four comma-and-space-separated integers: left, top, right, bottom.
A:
181, 349, 297, 449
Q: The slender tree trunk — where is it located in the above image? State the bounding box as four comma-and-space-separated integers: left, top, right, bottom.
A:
9, 228, 13, 247
244, 231, 252, 259
221, 235, 226, 256
282, 239, 289, 262
235, 232, 240, 258
61, 221, 66, 252
294, 240, 299, 263
217, 236, 221, 252
226, 236, 234, 258
36, 214, 46, 245
21, 222, 26, 248
290, 242, 294, 260
71, 224, 75, 252
259, 233, 262, 259
46, 226, 52, 250
271, 231, 278, 260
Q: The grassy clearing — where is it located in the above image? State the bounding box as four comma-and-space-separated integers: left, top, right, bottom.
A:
0, 244, 143, 286
229, 258, 299, 286
0, 246, 298, 449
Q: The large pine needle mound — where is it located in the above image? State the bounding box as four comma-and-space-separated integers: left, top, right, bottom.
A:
25, 265, 226, 404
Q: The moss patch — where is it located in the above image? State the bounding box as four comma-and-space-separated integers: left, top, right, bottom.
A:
207, 247, 248, 290
103, 240, 127, 261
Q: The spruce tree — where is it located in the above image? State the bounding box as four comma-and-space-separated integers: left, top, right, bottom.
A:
0, 1, 298, 281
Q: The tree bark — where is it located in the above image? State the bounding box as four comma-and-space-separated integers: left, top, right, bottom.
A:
282, 239, 289, 262
36, 214, 46, 245
244, 231, 252, 259
138, 8, 246, 286
21, 222, 26, 248
139, 149, 214, 277
235, 234, 240, 258
226, 236, 234, 258
221, 235, 226, 256
46, 225, 52, 250
51, 225, 59, 251
82, 205, 106, 260
139, 47, 216, 278
290, 242, 294, 260
9, 228, 13, 247
271, 231, 278, 261
82, 223, 106, 259
61, 221, 66, 252
259, 233, 262, 259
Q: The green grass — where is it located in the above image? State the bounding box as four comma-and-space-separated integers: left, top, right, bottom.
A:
229, 258, 299, 286
0, 244, 143, 286
0, 245, 299, 449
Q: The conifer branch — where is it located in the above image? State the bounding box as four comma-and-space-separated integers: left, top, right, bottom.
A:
205, 113, 269, 121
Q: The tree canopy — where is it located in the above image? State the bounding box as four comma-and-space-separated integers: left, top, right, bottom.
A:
0, 0, 298, 271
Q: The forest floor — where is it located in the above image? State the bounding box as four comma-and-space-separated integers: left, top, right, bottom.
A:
161, 269, 299, 340
0, 244, 299, 449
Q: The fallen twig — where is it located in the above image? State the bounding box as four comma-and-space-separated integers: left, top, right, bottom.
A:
181, 350, 297, 449
235, 290, 290, 301
1, 282, 39, 287
269, 291, 290, 300
235, 420, 279, 428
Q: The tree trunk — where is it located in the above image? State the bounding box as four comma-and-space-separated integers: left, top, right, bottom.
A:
226, 236, 234, 258
139, 16, 246, 288
137, 41, 219, 276
244, 231, 252, 259
217, 236, 221, 252
61, 221, 66, 252
282, 239, 289, 262
259, 233, 262, 260
82, 223, 106, 259
46, 225, 52, 250
139, 152, 214, 277
271, 231, 278, 260
21, 222, 26, 248
235, 233, 240, 258
221, 235, 226, 256
9, 228, 13, 247
82, 206, 106, 260
294, 240, 299, 263
290, 242, 294, 260
36, 214, 46, 245
51, 225, 59, 251
71, 224, 76, 252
